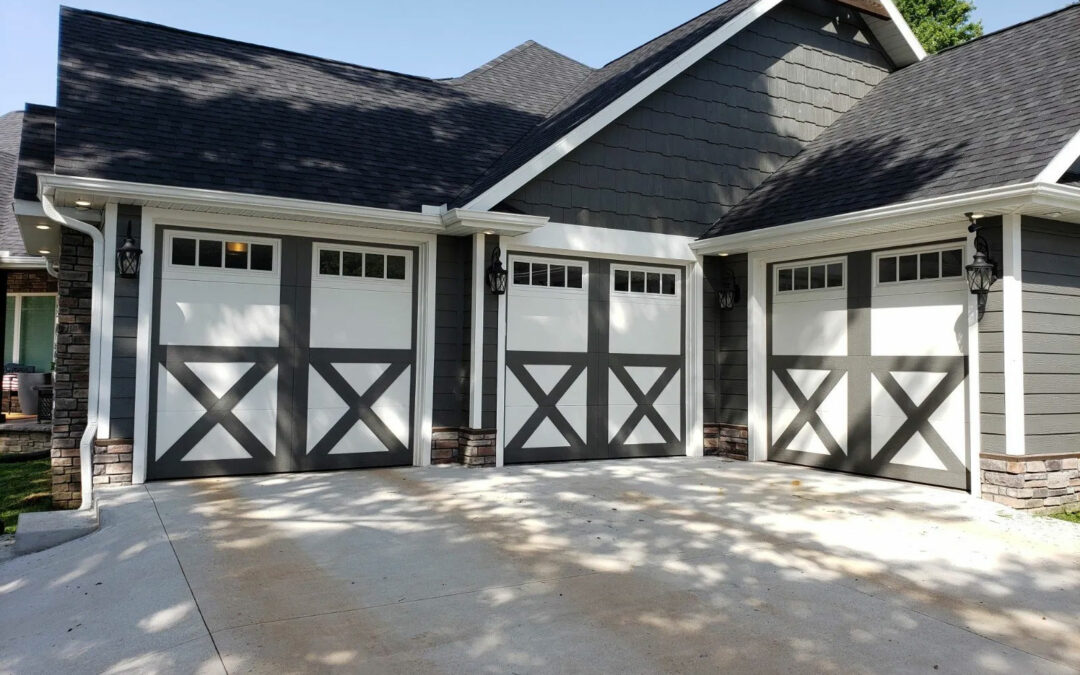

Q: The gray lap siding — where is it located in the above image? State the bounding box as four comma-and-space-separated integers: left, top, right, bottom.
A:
703, 254, 748, 427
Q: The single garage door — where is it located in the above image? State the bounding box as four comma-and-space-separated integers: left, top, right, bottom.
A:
767, 245, 970, 489
148, 229, 417, 479
504, 255, 684, 463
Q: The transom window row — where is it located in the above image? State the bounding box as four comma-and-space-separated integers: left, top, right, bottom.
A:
777, 262, 844, 292
319, 249, 407, 280
513, 261, 584, 288
878, 248, 964, 284
172, 237, 274, 272
613, 268, 677, 295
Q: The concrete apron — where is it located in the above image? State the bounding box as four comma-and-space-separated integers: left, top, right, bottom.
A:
2, 458, 1079, 674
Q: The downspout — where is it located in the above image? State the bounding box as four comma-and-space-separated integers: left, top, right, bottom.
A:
43, 256, 59, 278
40, 192, 104, 510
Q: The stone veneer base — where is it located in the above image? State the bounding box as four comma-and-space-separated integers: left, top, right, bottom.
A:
431, 427, 497, 467
980, 452, 1080, 514
704, 423, 748, 461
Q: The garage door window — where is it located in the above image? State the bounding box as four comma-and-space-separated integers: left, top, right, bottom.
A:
612, 267, 678, 296
877, 247, 964, 284
776, 261, 844, 293
171, 235, 274, 272
512, 260, 584, 289
318, 247, 408, 281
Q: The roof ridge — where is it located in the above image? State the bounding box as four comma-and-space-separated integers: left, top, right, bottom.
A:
933, 2, 1080, 57
597, 0, 738, 69
59, 6, 444, 84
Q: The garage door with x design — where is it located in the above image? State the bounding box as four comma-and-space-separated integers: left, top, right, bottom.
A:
148, 229, 417, 479
767, 246, 970, 489
504, 255, 684, 463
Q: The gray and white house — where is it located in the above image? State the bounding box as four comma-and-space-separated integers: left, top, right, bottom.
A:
7, 0, 1080, 512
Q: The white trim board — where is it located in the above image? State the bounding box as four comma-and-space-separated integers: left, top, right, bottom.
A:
1001, 214, 1026, 455
1037, 127, 1080, 183
468, 234, 486, 429
462, 0, 922, 213
98, 203, 118, 438
511, 222, 697, 263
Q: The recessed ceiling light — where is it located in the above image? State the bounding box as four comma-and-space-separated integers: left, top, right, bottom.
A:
38, 249, 51, 255
1046, 211, 1063, 218
719, 253, 729, 257
35, 224, 51, 230
74, 199, 92, 208
483, 230, 495, 235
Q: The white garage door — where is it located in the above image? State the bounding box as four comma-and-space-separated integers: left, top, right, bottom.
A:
768, 246, 970, 489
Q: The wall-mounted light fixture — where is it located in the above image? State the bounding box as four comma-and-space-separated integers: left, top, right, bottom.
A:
486, 245, 507, 295
964, 212, 996, 318
717, 268, 741, 311
116, 220, 143, 279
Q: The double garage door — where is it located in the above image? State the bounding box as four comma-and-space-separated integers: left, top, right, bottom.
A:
767, 244, 971, 489
503, 255, 686, 463
148, 229, 417, 479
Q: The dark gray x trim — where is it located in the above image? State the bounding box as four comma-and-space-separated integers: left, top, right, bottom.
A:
869, 366, 966, 475
770, 368, 847, 459
505, 357, 588, 452
609, 363, 680, 446
307, 359, 410, 457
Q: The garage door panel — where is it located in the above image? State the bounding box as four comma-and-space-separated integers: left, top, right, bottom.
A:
309, 286, 412, 350
159, 278, 281, 347
772, 296, 847, 357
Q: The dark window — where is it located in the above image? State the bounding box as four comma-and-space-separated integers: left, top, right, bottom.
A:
365, 253, 384, 278
224, 242, 248, 269
920, 252, 940, 279
614, 269, 629, 292
386, 255, 406, 280
941, 249, 963, 277
199, 239, 222, 268
550, 265, 566, 288
343, 251, 364, 277
319, 249, 340, 275
878, 257, 897, 283
630, 270, 645, 293
662, 273, 676, 295
172, 237, 196, 266
898, 254, 918, 282
810, 265, 826, 290
532, 263, 548, 286
827, 263, 843, 288
793, 267, 809, 291
514, 261, 530, 285
567, 266, 583, 289
778, 268, 793, 292
250, 244, 273, 271
646, 272, 660, 294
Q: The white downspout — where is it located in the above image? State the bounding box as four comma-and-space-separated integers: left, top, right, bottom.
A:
43, 256, 59, 278
41, 192, 104, 510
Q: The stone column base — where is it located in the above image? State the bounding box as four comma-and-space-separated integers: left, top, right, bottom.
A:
430, 427, 497, 467
704, 423, 748, 460
92, 439, 134, 487
980, 452, 1080, 514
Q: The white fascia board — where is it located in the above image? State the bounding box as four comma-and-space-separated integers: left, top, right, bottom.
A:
1035, 127, 1080, 183
0, 256, 48, 269
440, 208, 548, 236
691, 182, 1080, 255
512, 221, 697, 262
461, 0, 787, 212
875, 0, 927, 64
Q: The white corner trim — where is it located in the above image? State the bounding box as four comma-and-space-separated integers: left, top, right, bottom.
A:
686, 257, 705, 457
1002, 214, 1026, 456
468, 234, 486, 429
131, 214, 156, 484
494, 281, 507, 467
462, 0, 786, 212
98, 204, 118, 439
965, 230, 982, 497
415, 236, 438, 467
746, 252, 768, 462
1035, 127, 1080, 183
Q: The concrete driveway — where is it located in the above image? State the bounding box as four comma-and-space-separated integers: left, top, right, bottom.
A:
2, 458, 1078, 674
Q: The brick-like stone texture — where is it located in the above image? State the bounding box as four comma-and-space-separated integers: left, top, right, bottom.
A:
92, 440, 133, 486
980, 453, 1080, 515
7, 269, 58, 294
704, 423, 748, 460
51, 229, 94, 509
0, 426, 51, 457
430, 427, 497, 467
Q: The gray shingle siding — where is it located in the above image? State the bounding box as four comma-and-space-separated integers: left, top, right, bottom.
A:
432, 235, 472, 428
481, 235, 500, 429
502, 0, 891, 236
977, 221, 1005, 453
703, 254, 748, 425
109, 204, 141, 438
1021, 216, 1080, 454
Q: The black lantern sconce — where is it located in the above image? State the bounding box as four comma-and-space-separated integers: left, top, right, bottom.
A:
116, 221, 143, 279
486, 245, 508, 295
717, 268, 741, 311
964, 212, 997, 317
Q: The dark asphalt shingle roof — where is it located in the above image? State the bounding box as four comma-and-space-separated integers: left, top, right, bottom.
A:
55, 8, 594, 211
702, 4, 1080, 239
0, 110, 24, 256
453, 0, 761, 207
14, 105, 55, 204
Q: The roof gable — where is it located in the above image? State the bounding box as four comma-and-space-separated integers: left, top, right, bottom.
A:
0, 110, 25, 257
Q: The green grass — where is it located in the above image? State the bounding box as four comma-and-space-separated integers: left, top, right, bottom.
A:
1051, 511, 1080, 524
0, 458, 52, 534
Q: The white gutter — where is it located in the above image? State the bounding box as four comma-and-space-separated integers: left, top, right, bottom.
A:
44, 257, 59, 278
40, 192, 104, 511
692, 181, 1080, 254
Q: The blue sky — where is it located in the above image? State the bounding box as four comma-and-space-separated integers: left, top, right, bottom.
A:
0, 0, 1073, 113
